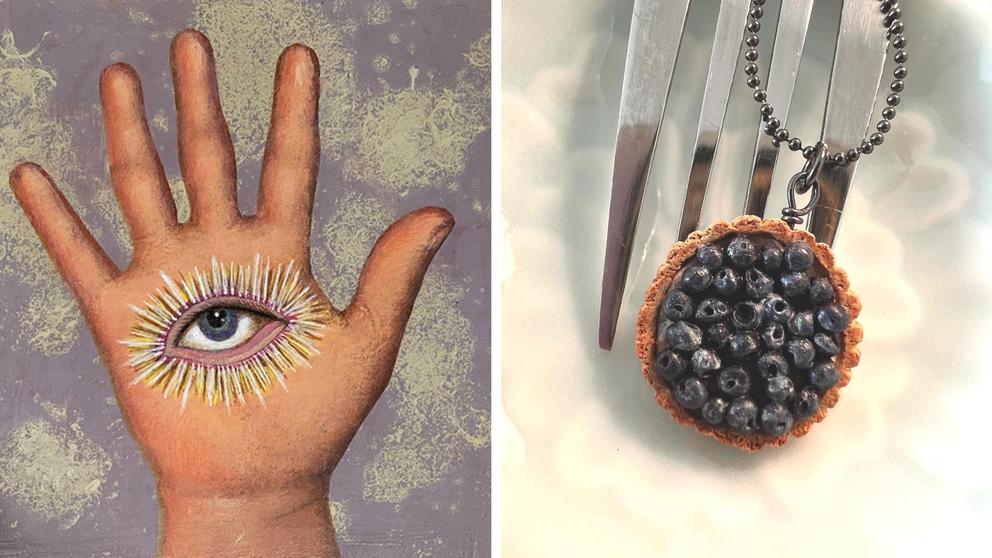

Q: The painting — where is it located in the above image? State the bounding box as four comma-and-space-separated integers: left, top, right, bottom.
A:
0, 1, 490, 556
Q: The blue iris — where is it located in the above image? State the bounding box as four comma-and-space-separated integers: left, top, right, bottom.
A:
196, 308, 239, 342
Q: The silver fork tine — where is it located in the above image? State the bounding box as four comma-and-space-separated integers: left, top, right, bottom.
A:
676, 0, 752, 241
808, 0, 888, 246
743, 0, 815, 217
599, 0, 690, 350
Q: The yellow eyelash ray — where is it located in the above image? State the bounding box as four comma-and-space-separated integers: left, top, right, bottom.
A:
122, 256, 332, 408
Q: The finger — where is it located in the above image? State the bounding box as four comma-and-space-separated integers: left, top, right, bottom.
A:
258, 44, 320, 234
9, 163, 119, 305
99, 63, 177, 242
347, 207, 454, 336
170, 29, 239, 227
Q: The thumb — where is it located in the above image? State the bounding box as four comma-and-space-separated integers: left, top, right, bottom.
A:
347, 206, 454, 337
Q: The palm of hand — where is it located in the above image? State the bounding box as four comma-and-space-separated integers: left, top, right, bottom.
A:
9, 31, 452, 500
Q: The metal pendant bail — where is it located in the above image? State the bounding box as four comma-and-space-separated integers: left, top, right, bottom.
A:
782, 142, 827, 228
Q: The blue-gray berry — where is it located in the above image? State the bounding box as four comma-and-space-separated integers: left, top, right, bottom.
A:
696, 244, 724, 270
760, 322, 786, 350
745, 267, 775, 299
662, 290, 694, 321
713, 267, 741, 296
813, 332, 841, 356
731, 301, 765, 331
766, 375, 795, 403
809, 277, 835, 305
695, 298, 730, 323
785, 338, 816, 369
674, 377, 708, 409
762, 294, 794, 323
761, 403, 795, 436
691, 348, 721, 376
756, 352, 789, 379
760, 243, 784, 270
680, 265, 712, 292
701, 397, 729, 425
816, 304, 850, 332
788, 310, 815, 338
780, 271, 810, 297
792, 388, 820, 418
703, 323, 729, 350
727, 235, 759, 267
728, 332, 760, 357
718, 365, 751, 396
727, 397, 759, 434
665, 321, 704, 352
784, 242, 815, 271
654, 350, 687, 382
809, 362, 840, 391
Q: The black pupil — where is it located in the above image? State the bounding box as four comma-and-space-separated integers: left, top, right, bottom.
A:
197, 307, 239, 342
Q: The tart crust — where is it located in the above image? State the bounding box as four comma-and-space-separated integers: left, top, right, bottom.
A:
635, 216, 863, 451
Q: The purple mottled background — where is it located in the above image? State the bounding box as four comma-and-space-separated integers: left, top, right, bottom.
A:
0, 1, 490, 556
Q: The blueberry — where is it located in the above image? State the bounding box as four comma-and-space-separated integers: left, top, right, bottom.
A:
701, 397, 730, 425
766, 375, 795, 403
816, 304, 850, 332
780, 271, 810, 297
727, 398, 759, 434
680, 265, 712, 292
731, 301, 765, 331
760, 403, 795, 436
654, 350, 688, 382
728, 332, 760, 358
760, 243, 784, 270
695, 298, 730, 323
691, 348, 721, 376
809, 362, 841, 391
713, 267, 741, 296
784, 242, 815, 271
662, 290, 694, 321
674, 377, 708, 410
792, 388, 820, 419
785, 338, 816, 369
760, 322, 786, 350
745, 267, 775, 299
787, 310, 815, 337
809, 277, 835, 304
707, 322, 732, 349
718, 366, 751, 397
696, 244, 724, 270
727, 235, 759, 267
756, 352, 789, 379
665, 321, 704, 352
762, 294, 794, 323
812, 332, 841, 356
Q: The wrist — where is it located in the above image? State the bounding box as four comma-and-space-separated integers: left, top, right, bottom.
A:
157, 478, 339, 558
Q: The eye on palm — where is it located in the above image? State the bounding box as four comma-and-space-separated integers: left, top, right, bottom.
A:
9, 30, 452, 419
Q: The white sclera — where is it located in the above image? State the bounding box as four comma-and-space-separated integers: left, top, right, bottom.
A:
178, 311, 265, 351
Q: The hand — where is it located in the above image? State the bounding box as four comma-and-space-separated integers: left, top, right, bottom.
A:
8, 30, 453, 558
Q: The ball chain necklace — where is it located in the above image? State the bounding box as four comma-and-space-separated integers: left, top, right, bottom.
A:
637, 0, 907, 450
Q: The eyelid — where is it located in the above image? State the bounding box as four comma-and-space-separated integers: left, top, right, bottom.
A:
166, 295, 284, 349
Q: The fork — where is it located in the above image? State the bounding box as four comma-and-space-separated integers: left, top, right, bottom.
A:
599, 0, 888, 350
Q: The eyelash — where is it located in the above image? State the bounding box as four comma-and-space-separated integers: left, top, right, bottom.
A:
122, 255, 331, 409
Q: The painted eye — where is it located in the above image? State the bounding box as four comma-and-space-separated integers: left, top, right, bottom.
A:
177, 307, 273, 351
123, 256, 332, 408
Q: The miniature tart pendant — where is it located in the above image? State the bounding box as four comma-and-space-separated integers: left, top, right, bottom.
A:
635, 216, 862, 451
